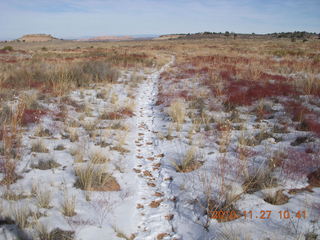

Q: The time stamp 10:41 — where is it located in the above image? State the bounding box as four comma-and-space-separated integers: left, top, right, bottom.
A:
209, 210, 308, 220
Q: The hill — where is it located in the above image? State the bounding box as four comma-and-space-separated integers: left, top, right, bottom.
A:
18, 34, 58, 42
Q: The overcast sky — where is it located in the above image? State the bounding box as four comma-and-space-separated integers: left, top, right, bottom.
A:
0, 0, 319, 40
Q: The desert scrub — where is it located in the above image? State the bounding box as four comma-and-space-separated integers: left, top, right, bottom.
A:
0, 159, 19, 185
36, 188, 52, 209
36, 223, 75, 240
31, 158, 61, 170
1, 46, 13, 51
242, 168, 278, 194
74, 163, 120, 191
82, 120, 97, 131
168, 99, 186, 131
89, 150, 108, 164
2, 188, 29, 201
66, 127, 79, 142
61, 192, 76, 217
263, 189, 289, 205
1, 60, 119, 93
34, 125, 52, 137
9, 203, 31, 228
168, 99, 186, 129
70, 146, 85, 163
172, 147, 203, 172
31, 140, 49, 153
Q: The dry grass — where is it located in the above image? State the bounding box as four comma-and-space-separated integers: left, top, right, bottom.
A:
1, 60, 120, 95
295, 74, 320, 95
217, 121, 232, 153
89, 150, 108, 164
217, 225, 252, 240
61, 192, 76, 217
70, 145, 85, 163
113, 132, 129, 154
67, 127, 79, 142
243, 169, 278, 194
22, 91, 41, 110
31, 157, 61, 170
112, 226, 135, 240
36, 223, 52, 240
168, 98, 186, 130
9, 203, 31, 228
74, 163, 120, 191
96, 88, 110, 99
2, 188, 29, 200
0, 101, 24, 162
34, 125, 52, 137
31, 139, 49, 153
263, 189, 289, 205
82, 120, 97, 132
36, 223, 75, 240
172, 147, 203, 172
0, 159, 19, 185
36, 188, 52, 208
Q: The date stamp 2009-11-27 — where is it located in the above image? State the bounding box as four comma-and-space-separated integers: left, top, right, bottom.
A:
209, 210, 308, 220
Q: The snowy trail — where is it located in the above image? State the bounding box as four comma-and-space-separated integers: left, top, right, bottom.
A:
133, 57, 178, 240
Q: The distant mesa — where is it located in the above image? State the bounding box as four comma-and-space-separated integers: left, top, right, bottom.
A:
77, 35, 134, 42
18, 34, 59, 42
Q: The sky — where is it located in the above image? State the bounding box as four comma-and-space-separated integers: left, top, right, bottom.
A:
0, 0, 319, 40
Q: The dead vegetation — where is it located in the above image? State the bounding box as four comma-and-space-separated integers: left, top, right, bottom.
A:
74, 163, 120, 191
172, 147, 203, 172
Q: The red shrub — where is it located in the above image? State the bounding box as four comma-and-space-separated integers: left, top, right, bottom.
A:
103, 108, 135, 120
305, 148, 314, 154
15, 50, 27, 54
219, 70, 234, 81
236, 146, 257, 159
283, 101, 320, 136
199, 67, 210, 74
119, 108, 135, 117
259, 72, 289, 82
105, 112, 123, 120
189, 55, 249, 66
226, 80, 297, 106
283, 101, 310, 121
157, 89, 195, 106
303, 118, 320, 136
155, 99, 164, 106
160, 71, 170, 80
281, 148, 319, 180
176, 90, 195, 101
5, 59, 18, 63
21, 109, 47, 126
156, 92, 172, 106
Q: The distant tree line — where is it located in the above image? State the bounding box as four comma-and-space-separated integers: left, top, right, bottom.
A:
182, 31, 319, 37
268, 31, 319, 39
161, 31, 320, 41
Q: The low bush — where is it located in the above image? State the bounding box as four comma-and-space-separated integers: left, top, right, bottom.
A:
1, 46, 13, 51
74, 163, 120, 191
172, 147, 203, 172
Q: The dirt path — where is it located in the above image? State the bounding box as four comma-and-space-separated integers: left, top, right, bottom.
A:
133, 57, 178, 240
